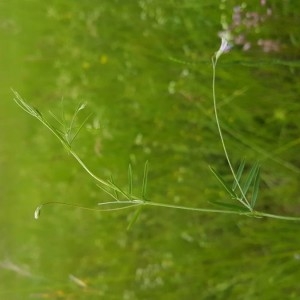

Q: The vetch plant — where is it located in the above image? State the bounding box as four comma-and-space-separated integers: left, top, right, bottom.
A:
13, 38, 300, 224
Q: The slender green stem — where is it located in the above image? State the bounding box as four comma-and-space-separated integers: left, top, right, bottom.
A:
212, 57, 252, 211
145, 202, 300, 221
140, 201, 245, 215
34, 201, 141, 219
254, 211, 300, 221
69, 150, 113, 189
69, 149, 136, 200
35, 199, 300, 222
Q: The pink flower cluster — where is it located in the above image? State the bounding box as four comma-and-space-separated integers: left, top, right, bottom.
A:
220, 1, 280, 53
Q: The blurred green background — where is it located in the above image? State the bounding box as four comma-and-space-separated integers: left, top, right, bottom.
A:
1, 1, 300, 299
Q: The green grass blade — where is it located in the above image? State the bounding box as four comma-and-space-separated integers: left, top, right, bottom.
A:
127, 206, 142, 230
128, 164, 133, 196
142, 161, 149, 200
109, 175, 119, 200
209, 166, 237, 199
242, 162, 260, 195
251, 165, 260, 208
232, 159, 245, 191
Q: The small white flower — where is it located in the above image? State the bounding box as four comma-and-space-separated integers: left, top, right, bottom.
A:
215, 37, 231, 60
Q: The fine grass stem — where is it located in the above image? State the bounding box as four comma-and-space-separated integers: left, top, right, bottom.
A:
212, 43, 252, 212
128, 164, 133, 196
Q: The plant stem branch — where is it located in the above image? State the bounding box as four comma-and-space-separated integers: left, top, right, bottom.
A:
212, 57, 252, 211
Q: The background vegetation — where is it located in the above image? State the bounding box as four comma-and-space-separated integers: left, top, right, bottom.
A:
1, 0, 300, 299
